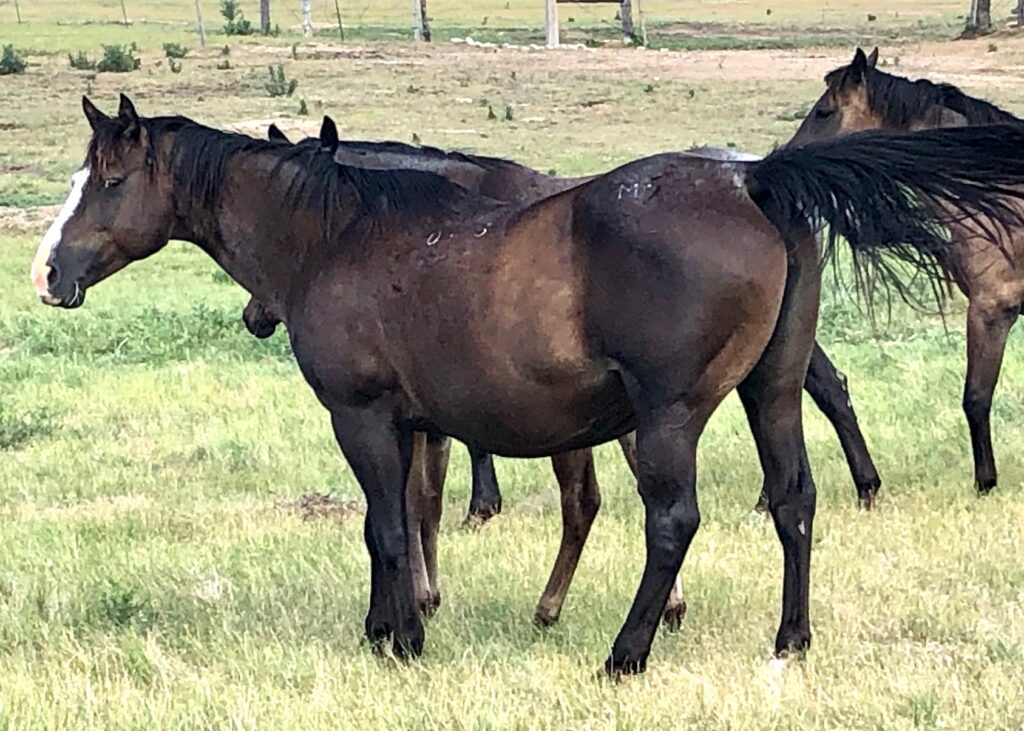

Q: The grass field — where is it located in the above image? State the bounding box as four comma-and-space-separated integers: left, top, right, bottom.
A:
3, 2, 1024, 728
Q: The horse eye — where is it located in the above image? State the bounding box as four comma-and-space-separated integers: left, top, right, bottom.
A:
815, 108, 836, 120
104, 178, 123, 189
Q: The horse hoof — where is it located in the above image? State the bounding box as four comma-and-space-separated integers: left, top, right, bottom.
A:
753, 492, 770, 513
392, 620, 425, 661
533, 609, 559, 629
661, 600, 687, 632
774, 626, 811, 658
603, 651, 648, 678
975, 477, 996, 495
463, 503, 501, 529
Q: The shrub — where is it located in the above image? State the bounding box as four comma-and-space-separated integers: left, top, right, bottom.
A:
216, 59, 232, 71
221, 0, 254, 36
97, 44, 141, 73
265, 64, 297, 97
163, 42, 188, 59
170, 59, 182, 74
0, 45, 27, 75
68, 51, 97, 70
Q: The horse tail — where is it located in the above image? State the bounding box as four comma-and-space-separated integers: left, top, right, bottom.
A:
745, 125, 1024, 302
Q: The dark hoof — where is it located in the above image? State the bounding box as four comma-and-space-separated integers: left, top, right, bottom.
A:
417, 591, 442, 619
533, 608, 559, 629
975, 477, 996, 495
857, 489, 877, 510
391, 618, 425, 661
661, 600, 687, 633
463, 502, 502, 528
364, 618, 392, 656
604, 651, 648, 678
774, 626, 811, 658
856, 478, 881, 510
753, 491, 770, 513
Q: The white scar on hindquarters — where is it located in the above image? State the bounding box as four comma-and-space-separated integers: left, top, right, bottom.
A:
31, 167, 90, 296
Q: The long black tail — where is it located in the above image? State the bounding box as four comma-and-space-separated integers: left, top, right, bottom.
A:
747, 125, 1024, 302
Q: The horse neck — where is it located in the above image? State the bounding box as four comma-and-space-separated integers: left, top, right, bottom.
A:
167, 141, 356, 317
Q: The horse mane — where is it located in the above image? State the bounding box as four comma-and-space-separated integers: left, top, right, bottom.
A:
340, 139, 535, 173
827, 66, 1022, 127
88, 115, 472, 244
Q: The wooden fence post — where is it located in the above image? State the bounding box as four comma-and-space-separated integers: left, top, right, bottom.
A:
545, 0, 559, 47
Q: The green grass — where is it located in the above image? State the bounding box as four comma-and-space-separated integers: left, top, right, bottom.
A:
3, 2, 1024, 727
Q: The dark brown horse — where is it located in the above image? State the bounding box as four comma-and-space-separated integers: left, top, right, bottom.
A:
791, 47, 1024, 495
33, 95, 1024, 674
257, 119, 884, 513
259, 119, 654, 629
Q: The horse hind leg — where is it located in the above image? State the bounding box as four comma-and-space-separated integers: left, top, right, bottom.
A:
618, 430, 686, 630
964, 298, 1018, 494
739, 377, 816, 657
606, 404, 705, 675
803, 341, 880, 508
533, 448, 601, 627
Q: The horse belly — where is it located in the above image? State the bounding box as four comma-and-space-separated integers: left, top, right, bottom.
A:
404, 354, 632, 458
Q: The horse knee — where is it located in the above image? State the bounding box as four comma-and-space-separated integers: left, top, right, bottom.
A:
962, 389, 991, 426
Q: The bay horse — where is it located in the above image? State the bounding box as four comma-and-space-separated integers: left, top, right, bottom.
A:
32, 95, 1024, 674
257, 118, 884, 511
791, 47, 1024, 495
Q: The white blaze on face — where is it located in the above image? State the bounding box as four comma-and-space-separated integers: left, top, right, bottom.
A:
31, 167, 90, 299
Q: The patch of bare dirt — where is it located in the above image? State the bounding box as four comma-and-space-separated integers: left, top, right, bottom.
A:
277, 492, 363, 522
0, 205, 59, 232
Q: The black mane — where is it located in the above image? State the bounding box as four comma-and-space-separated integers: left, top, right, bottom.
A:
828, 66, 1022, 127
90, 115, 474, 243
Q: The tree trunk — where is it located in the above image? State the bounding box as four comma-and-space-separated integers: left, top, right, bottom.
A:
420, 0, 431, 42
970, 0, 992, 31
1016, 0, 1023, 26
260, 0, 271, 33
620, 0, 633, 37
301, 0, 313, 37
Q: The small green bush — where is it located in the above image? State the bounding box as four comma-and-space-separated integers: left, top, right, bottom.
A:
221, 0, 254, 36
0, 45, 27, 76
163, 42, 189, 59
265, 64, 297, 97
68, 51, 97, 70
97, 44, 141, 73
216, 59, 232, 71
170, 59, 182, 74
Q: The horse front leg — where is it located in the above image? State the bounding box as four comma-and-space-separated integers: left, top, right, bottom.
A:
330, 406, 423, 659
465, 444, 502, 525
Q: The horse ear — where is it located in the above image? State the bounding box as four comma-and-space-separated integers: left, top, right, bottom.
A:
268, 124, 290, 143
117, 93, 140, 138
82, 96, 109, 132
866, 47, 879, 68
847, 47, 869, 85
319, 115, 340, 154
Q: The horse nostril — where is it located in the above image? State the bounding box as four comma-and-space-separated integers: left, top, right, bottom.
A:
46, 263, 61, 289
